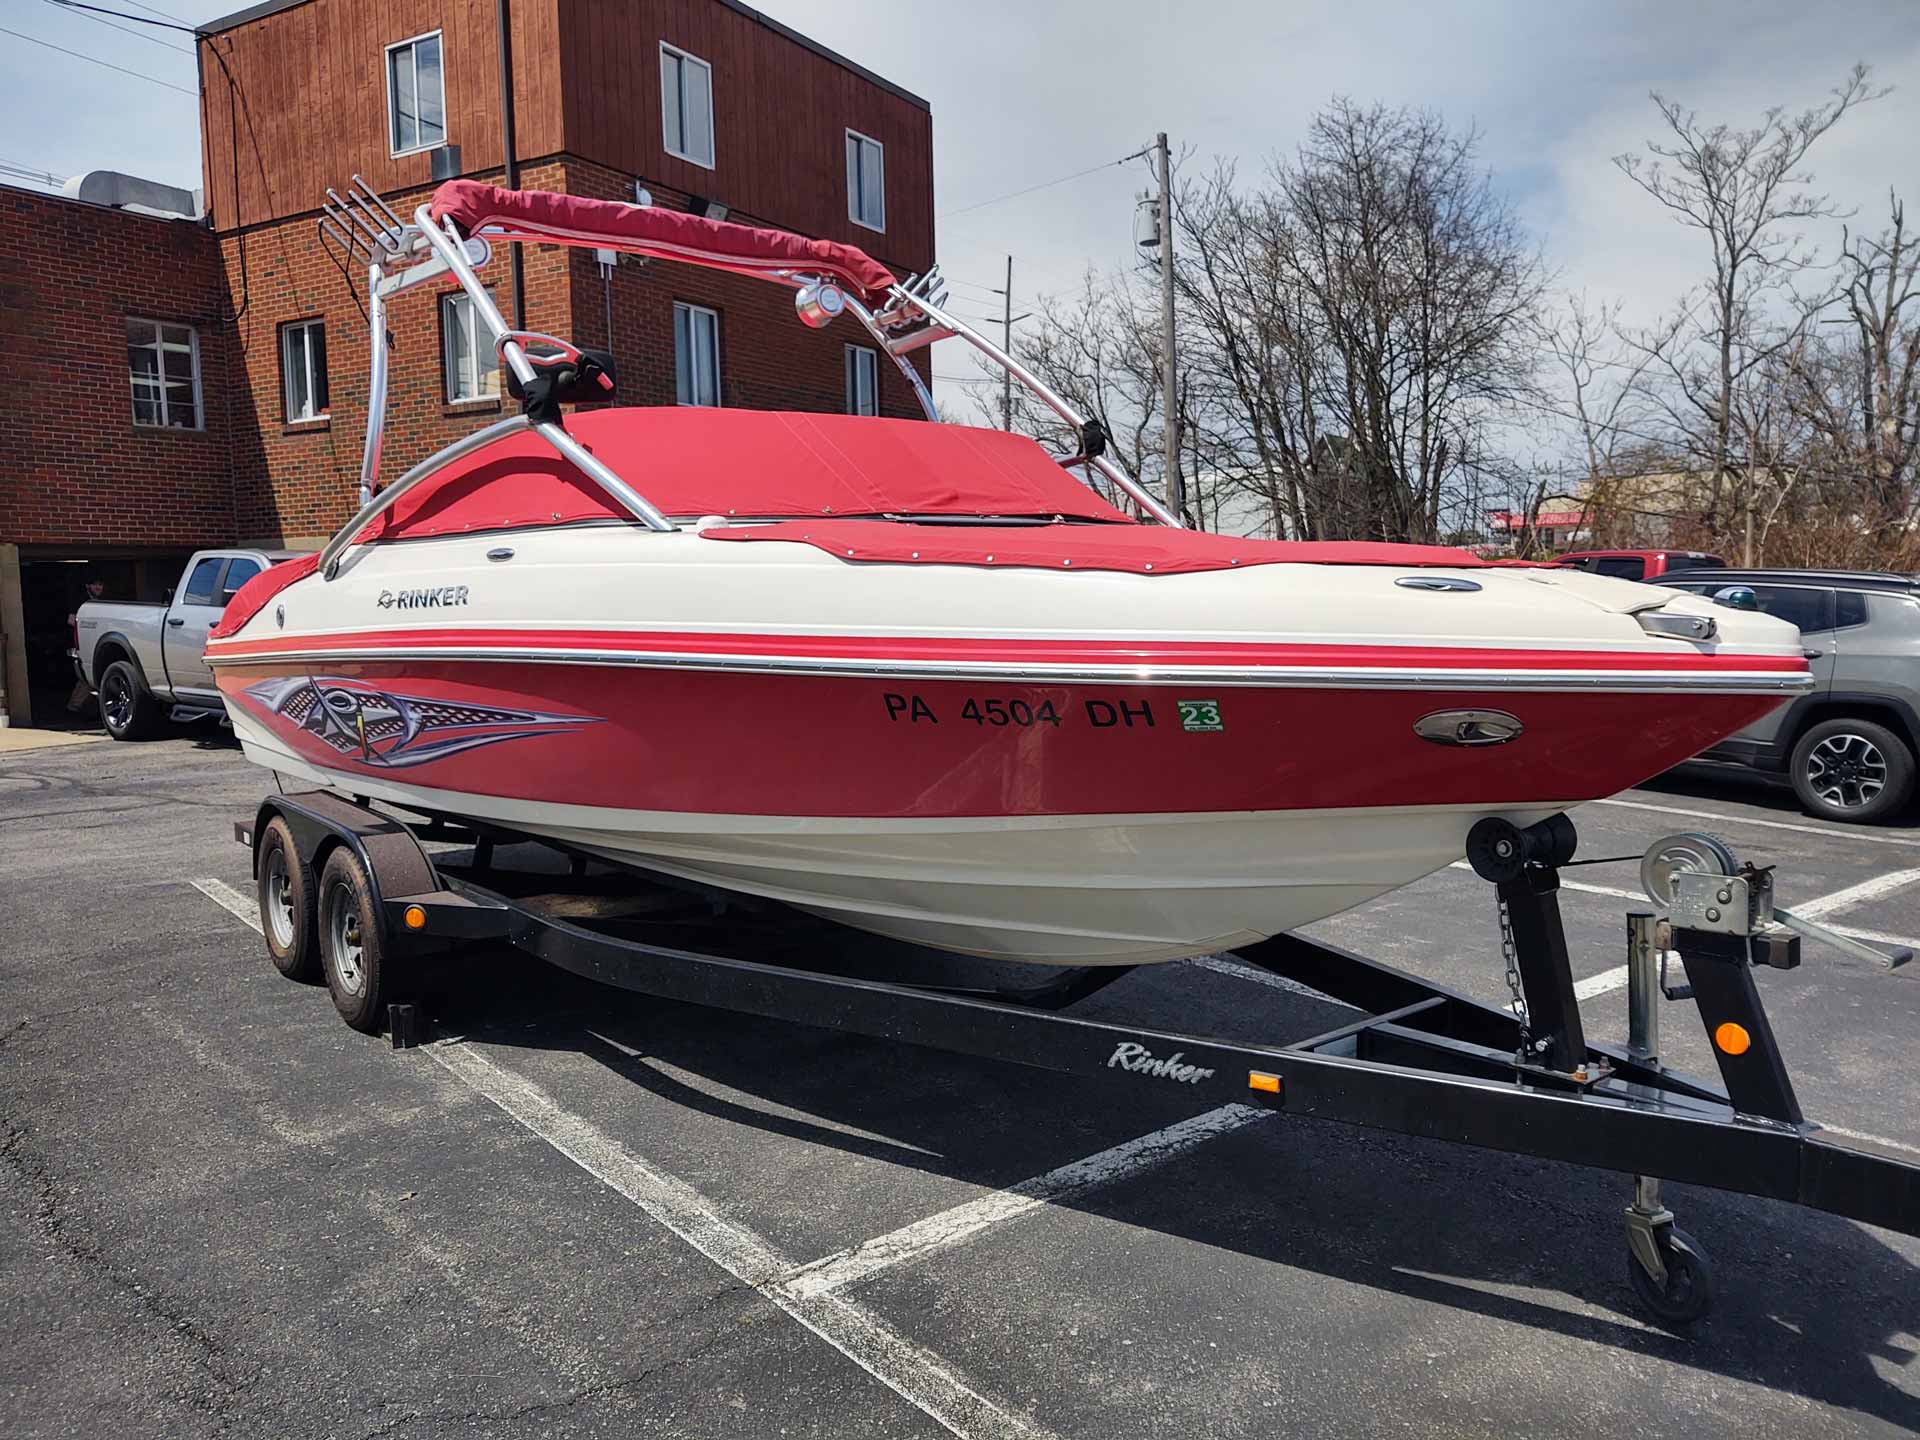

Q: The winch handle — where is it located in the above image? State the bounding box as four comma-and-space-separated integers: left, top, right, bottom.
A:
1773, 905, 1913, 971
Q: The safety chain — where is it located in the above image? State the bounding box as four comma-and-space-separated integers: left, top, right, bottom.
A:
1497, 891, 1532, 1065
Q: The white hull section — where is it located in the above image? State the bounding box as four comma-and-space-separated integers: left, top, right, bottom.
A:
235, 711, 1555, 966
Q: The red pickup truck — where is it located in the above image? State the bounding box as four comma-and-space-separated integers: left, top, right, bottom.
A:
1555, 549, 1727, 582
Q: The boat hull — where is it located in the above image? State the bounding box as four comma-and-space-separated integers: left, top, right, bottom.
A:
217, 656, 1788, 964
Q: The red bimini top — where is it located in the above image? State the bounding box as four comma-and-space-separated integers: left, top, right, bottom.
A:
359, 409, 1138, 543
429, 180, 898, 302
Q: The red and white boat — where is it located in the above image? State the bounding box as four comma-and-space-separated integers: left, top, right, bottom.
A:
207, 179, 1809, 964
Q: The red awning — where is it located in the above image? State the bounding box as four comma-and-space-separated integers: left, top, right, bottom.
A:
428, 180, 899, 301
701, 519, 1491, 576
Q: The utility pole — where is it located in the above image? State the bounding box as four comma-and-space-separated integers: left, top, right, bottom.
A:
1002, 254, 1014, 430
987, 259, 1029, 431
1155, 132, 1181, 518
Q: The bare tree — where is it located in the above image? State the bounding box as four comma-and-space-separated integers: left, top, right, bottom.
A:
1615, 65, 1880, 561
1169, 102, 1548, 542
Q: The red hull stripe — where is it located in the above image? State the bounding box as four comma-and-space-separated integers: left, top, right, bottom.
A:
207, 627, 1809, 675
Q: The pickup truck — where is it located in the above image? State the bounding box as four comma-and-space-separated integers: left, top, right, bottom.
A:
1554, 549, 1727, 582
75, 548, 302, 740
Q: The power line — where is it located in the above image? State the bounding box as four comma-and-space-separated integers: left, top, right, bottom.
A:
106, 0, 190, 20
0, 159, 69, 189
43, 0, 195, 52
0, 25, 198, 94
52, 0, 192, 27
938, 151, 1145, 221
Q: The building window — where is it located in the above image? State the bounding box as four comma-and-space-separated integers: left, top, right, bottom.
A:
846, 129, 885, 231
279, 318, 329, 422
387, 31, 445, 156
845, 345, 879, 416
674, 302, 720, 407
126, 318, 201, 430
660, 43, 714, 169
440, 292, 499, 402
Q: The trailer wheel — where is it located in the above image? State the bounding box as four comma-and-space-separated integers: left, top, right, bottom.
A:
319, 848, 392, 1034
98, 659, 159, 741
1627, 1225, 1715, 1326
257, 817, 320, 983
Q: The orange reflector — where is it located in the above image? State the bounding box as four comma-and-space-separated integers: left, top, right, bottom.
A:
1714, 1022, 1751, 1056
1248, 1071, 1281, 1094
403, 904, 427, 930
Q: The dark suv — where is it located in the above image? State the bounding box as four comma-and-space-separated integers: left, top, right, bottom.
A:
1657, 569, 1920, 822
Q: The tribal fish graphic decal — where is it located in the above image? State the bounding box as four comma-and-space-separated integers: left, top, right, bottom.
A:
244, 676, 600, 768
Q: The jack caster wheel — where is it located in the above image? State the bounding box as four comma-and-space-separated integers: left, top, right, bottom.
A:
318, 847, 393, 1034
1627, 1225, 1715, 1326
257, 816, 321, 983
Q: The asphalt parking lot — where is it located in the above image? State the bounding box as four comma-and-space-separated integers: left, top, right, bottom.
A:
4, 731, 1919, 1438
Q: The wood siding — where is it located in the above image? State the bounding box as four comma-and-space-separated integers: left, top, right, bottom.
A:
200, 0, 565, 233
198, 0, 934, 276
557, 0, 933, 274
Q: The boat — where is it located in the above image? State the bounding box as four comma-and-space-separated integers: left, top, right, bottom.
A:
205, 178, 1811, 965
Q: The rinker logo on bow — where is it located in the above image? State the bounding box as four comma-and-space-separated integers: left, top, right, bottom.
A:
377, 585, 469, 610
1107, 1041, 1216, 1084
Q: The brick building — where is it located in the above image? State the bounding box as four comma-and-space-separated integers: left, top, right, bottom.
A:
0, 0, 933, 724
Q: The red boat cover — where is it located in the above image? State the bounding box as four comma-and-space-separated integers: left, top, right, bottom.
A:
358, 410, 1136, 543
429, 180, 898, 301
701, 520, 1491, 575
208, 551, 320, 639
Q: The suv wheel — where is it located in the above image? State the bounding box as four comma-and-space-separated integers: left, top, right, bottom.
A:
1790, 718, 1916, 823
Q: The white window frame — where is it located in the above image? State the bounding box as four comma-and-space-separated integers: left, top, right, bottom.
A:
659, 42, 716, 170
440, 292, 500, 404
385, 29, 446, 158
126, 317, 203, 431
845, 344, 879, 416
280, 317, 328, 422
846, 128, 885, 233
674, 302, 721, 408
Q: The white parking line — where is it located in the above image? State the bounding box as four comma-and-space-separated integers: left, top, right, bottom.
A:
781, 1104, 1271, 1300
192, 877, 260, 931
185, 881, 1049, 1438
1793, 867, 1920, 919
1595, 797, 1920, 849
429, 1041, 1055, 1440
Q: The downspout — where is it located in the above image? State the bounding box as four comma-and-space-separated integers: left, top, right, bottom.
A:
496, 0, 525, 329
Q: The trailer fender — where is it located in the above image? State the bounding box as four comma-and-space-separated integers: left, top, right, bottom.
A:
246, 792, 439, 953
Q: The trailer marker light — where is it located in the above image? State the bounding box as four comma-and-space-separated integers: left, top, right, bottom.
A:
1248, 1071, 1281, 1094
1714, 1022, 1751, 1056
403, 905, 427, 930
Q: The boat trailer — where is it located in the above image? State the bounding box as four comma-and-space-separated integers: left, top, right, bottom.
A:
239, 790, 1920, 1326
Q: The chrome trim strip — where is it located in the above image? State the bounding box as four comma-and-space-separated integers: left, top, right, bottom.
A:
205, 644, 1815, 693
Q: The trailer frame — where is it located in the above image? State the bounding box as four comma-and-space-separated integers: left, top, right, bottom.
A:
237, 789, 1920, 1326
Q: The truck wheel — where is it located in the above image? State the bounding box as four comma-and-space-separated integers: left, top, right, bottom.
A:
98, 659, 159, 741
1790, 718, 1916, 823
318, 848, 396, 1034
257, 817, 321, 983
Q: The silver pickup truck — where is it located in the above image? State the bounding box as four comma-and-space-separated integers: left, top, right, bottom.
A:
75, 548, 301, 740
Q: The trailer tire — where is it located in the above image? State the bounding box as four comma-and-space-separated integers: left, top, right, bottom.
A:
1627, 1225, 1714, 1327
318, 848, 394, 1034
257, 817, 321, 983
98, 659, 159, 741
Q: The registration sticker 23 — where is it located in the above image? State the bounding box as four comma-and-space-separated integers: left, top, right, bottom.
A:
1177, 698, 1224, 733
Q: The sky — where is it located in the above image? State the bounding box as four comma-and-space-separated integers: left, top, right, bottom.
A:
5, 0, 1918, 437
